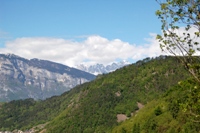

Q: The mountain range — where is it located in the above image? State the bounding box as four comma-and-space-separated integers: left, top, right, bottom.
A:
0, 53, 95, 101
75, 60, 130, 75
0, 56, 199, 133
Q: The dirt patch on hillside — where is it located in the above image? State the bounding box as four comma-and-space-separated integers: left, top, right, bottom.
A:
135, 102, 144, 113
117, 114, 128, 122
39, 129, 47, 133
115, 91, 121, 97
117, 102, 145, 122
137, 102, 144, 109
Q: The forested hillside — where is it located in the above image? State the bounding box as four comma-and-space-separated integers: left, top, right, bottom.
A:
112, 78, 200, 132
45, 56, 192, 133
0, 56, 199, 132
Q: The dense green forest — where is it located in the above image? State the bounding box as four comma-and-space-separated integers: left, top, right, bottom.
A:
1, 56, 199, 132
112, 79, 200, 132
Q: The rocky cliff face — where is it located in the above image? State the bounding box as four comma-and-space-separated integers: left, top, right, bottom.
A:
0, 54, 95, 101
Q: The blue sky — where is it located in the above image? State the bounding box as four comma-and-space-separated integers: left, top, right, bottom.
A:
0, 0, 163, 66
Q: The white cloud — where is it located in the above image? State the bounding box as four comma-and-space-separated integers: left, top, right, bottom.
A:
159, 26, 200, 56
0, 35, 163, 67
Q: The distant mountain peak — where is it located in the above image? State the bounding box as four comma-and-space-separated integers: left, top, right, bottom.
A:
5, 53, 21, 58
75, 61, 130, 75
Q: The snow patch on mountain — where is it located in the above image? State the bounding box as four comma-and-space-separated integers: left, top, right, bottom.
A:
75, 60, 130, 75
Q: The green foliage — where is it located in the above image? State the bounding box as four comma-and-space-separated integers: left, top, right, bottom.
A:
132, 123, 140, 133
0, 56, 192, 132
112, 79, 200, 133
178, 79, 200, 122
0, 82, 87, 131
154, 106, 162, 116
156, 0, 200, 126
156, 0, 200, 83
121, 127, 127, 133
46, 56, 189, 133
